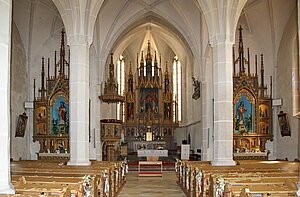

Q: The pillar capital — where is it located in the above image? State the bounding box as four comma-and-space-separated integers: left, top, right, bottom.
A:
67, 34, 92, 47
209, 36, 235, 48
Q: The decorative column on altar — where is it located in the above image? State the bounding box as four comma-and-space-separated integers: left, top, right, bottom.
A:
99, 54, 125, 161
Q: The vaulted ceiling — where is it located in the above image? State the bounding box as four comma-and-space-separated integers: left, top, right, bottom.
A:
93, 0, 203, 69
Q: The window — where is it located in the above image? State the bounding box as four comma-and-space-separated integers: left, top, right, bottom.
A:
173, 56, 182, 122
117, 55, 125, 121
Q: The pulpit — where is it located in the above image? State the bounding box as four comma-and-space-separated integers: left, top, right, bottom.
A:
100, 119, 122, 161
99, 54, 125, 161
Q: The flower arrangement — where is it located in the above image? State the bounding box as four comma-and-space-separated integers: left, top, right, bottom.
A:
82, 175, 92, 196
120, 141, 128, 146
264, 149, 270, 153
154, 135, 163, 141
234, 147, 240, 153
135, 136, 145, 141
240, 128, 248, 135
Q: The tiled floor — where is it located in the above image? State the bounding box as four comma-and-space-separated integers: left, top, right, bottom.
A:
119, 173, 186, 197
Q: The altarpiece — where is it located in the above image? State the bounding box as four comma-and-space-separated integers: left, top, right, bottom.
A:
33, 29, 70, 155
233, 27, 273, 155
121, 42, 179, 152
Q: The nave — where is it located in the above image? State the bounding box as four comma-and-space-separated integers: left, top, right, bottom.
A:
6, 159, 300, 196
119, 173, 185, 197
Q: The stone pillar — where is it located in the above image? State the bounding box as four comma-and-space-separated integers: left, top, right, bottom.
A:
297, 1, 300, 195
0, 0, 15, 194
67, 35, 91, 166
211, 40, 236, 166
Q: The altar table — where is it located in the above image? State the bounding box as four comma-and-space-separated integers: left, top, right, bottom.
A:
36, 153, 70, 160
137, 150, 168, 161
233, 152, 268, 160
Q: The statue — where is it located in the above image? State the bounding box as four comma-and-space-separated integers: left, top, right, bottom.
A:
237, 101, 247, 124
58, 102, 67, 125
192, 77, 200, 100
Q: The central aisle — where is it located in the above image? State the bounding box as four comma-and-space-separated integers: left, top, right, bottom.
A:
119, 173, 186, 197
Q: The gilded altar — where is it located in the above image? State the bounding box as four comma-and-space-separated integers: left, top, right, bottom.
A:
33, 29, 70, 154
122, 42, 179, 152
232, 27, 273, 156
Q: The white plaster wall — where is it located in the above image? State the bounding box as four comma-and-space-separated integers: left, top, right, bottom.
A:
275, 9, 299, 161
10, 22, 30, 160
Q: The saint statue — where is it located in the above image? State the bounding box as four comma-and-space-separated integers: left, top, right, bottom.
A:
58, 102, 67, 125
238, 101, 247, 124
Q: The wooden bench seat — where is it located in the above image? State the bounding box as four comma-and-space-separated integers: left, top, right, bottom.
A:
11, 160, 128, 197
175, 160, 299, 197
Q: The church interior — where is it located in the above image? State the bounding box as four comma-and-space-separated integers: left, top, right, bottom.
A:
0, 0, 300, 196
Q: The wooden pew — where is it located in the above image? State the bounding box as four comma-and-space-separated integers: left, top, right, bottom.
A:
11, 160, 128, 197
175, 160, 299, 197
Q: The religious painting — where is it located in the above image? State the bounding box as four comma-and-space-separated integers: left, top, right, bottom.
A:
36, 106, 46, 135
140, 88, 159, 113
100, 120, 122, 139
278, 111, 291, 137
50, 92, 69, 135
259, 122, 270, 134
15, 113, 28, 137
259, 104, 269, 118
234, 90, 255, 134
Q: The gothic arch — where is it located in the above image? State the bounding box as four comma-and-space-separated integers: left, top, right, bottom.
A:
99, 12, 197, 69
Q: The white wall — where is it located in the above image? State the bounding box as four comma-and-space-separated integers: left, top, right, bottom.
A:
275, 9, 299, 161
10, 22, 30, 160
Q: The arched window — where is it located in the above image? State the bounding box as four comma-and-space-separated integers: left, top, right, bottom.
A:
117, 55, 125, 121
173, 56, 182, 122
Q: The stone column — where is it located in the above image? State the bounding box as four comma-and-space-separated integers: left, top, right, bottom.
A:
211, 40, 236, 166
297, 1, 300, 195
0, 0, 15, 194
67, 35, 91, 166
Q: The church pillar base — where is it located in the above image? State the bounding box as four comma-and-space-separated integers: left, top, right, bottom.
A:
0, 184, 15, 194
211, 159, 236, 166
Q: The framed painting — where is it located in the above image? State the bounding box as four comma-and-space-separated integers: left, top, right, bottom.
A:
233, 90, 255, 134
50, 92, 69, 135
278, 111, 291, 137
140, 88, 159, 113
15, 112, 28, 137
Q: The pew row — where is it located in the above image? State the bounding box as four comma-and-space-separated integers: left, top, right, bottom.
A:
11, 160, 128, 197
175, 159, 299, 197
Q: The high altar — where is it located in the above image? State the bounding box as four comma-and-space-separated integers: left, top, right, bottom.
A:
122, 42, 179, 152
33, 29, 70, 156
232, 27, 273, 159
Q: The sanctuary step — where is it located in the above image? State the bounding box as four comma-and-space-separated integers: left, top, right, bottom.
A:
128, 160, 175, 173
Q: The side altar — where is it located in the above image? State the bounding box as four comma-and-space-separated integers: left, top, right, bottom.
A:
33, 29, 70, 154
232, 27, 273, 159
